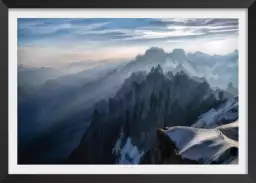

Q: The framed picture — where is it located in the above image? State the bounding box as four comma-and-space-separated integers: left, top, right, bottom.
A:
0, 0, 254, 182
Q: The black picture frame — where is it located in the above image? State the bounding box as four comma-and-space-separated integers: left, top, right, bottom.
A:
0, 0, 254, 182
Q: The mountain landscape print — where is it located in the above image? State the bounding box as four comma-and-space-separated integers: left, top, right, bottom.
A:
18, 18, 239, 164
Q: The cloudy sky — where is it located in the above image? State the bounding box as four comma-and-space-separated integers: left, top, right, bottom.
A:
18, 18, 238, 68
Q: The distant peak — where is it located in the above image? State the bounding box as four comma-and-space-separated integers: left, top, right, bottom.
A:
150, 64, 164, 75
194, 51, 208, 56
145, 47, 165, 55
156, 64, 163, 72
172, 48, 186, 55
170, 49, 187, 60
176, 70, 187, 76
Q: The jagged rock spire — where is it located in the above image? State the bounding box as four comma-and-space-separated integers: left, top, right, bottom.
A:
150, 64, 164, 75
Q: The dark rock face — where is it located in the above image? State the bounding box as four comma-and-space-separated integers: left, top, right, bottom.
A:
69, 65, 226, 164
140, 129, 199, 164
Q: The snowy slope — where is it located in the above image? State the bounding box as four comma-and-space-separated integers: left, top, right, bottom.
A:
162, 123, 238, 164
192, 97, 238, 128
217, 121, 238, 141
112, 133, 144, 164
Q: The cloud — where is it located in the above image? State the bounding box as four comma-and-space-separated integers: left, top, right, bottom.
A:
133, 29, 205, 39
18, 19, 110, 42
18, 18, 238, 46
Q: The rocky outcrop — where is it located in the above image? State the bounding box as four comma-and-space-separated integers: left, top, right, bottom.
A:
69, 65, 228, 164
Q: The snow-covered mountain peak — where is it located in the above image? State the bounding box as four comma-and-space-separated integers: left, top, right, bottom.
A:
160, 123, 238, 164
